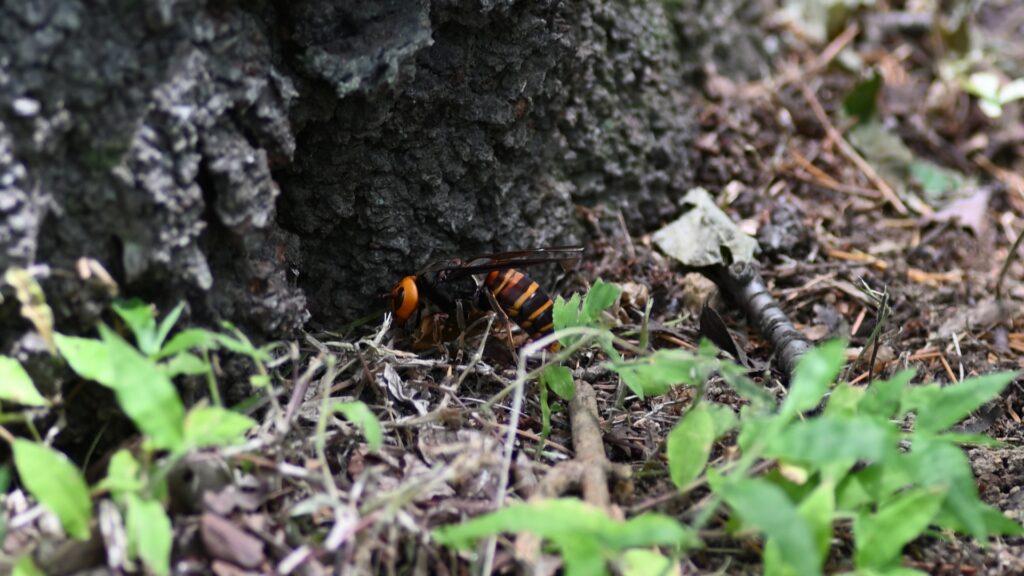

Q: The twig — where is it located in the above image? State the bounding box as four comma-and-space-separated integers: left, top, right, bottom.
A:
797, 81, 910, 215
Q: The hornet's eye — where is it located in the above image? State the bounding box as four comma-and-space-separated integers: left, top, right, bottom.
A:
390, 276, 419, 322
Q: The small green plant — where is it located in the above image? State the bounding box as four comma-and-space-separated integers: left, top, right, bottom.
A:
433, 283, 1022, 575
0, 293, 270, 575
531, 279, 622, 441
962, 71, 1024, 118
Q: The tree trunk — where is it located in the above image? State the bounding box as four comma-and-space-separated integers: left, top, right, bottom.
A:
0, 0, 770, 350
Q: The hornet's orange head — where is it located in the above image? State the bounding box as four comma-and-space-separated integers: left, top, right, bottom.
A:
389, 276, 419, 323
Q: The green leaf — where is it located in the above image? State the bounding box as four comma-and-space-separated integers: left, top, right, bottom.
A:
904, 438, 988, 540
604, 512, 700, 549
333, 401, 383, 453
798, 481, 837, 560
97, 326, 186, 451
0, 356, 48, 406
159, 352, 211, 378
854, 487, 946, 569
861, 369, 914, 418
843, 71, 882, 120
153, 302, 185, 352
667, 403, 715, 490
156, 328, 220, 359
553, 294, 582, 331
183, 406, 256, 450
903, 372, 1016, 433
609, 349, 709, 400
96, 449, 143, 501
213, 331, 270, 362
781, 339, 846, 419
13, 555, 45, 576
582, 280, 621, 324
963, 72, 1001, 101
824, 382, 863, 417
766, 415, 896, 466
542, 365, 575, 400
126, 494, 173, 576
432, 498, 694, 551
707, 403, 739, 438
710, 473, 821, 576
560, 537, 608, 576
54, 333, 115, 385
13, 440, 92, 540
619, 549, 676, 576
57, 329, 185, 451
112, 299, 159, 356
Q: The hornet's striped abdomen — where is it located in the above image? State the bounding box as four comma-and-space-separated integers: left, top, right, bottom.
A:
484, 268, 556, 342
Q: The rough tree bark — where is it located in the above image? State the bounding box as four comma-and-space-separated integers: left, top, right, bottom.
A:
0, 0, 771, 354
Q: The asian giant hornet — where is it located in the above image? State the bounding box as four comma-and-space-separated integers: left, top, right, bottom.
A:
388, 246, 584, 346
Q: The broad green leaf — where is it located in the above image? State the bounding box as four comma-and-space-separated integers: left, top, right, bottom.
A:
13, 440, 92, 540
13, 555, 45, 576
861, 369, 914, 418
824, 382, 863, 417
799, 481, 837, 559
333, 401, 383, 453
543, 365, 575, 400
903, 372, 1016, 433
97, 325, 186, 451
183, 406, 256, 450
582, 280, 621, 325
667, 404, 715, 490
619, 549, 676, 576
156, 328, 220, 359
553, 294, 582, 331
126, 494, 172, 576
54, 333, 115, 385
96, 449, 143, 500
781, 339, 846, 419
766, 415, 896, 466
904, 439, 987, 540
710, 473, 821, 576
559, 536, 608, 576
0, 356, 47, 406
854, 487, 945, 569
112, 299, 159, 356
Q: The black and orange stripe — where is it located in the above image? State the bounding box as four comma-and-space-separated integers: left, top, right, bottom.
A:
484, 268, 556, 341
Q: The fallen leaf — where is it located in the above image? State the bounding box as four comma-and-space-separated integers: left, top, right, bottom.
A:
921, 188, 992, 237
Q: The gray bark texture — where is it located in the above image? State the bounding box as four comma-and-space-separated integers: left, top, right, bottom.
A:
0, 0, 770, 347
